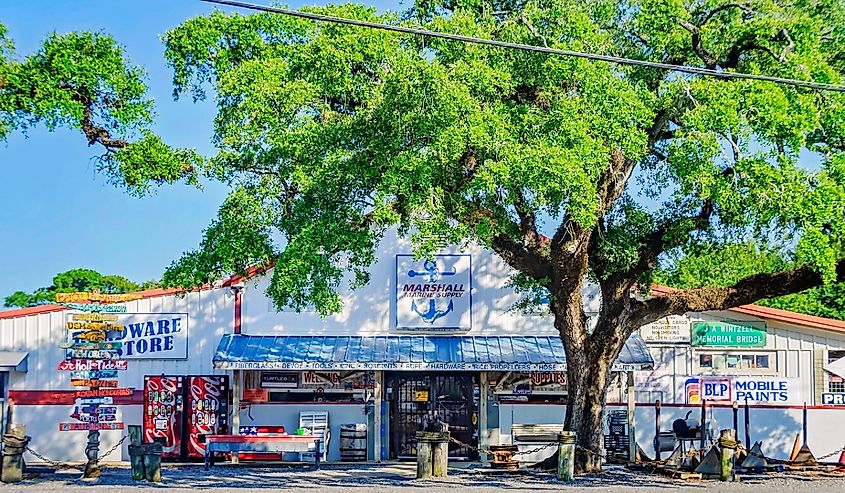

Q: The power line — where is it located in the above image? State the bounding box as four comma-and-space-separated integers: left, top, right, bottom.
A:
202, 0, 845, 93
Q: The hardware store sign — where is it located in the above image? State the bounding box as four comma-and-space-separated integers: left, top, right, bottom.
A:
691, 321, 767, 347
66, 313, 188, 359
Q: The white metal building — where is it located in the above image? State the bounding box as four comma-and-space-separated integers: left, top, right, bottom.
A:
0, 231, 843, 463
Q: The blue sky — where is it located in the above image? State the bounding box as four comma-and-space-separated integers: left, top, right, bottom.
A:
0, 0, 400, 302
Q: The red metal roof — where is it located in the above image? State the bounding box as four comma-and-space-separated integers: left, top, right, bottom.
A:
0, 263, 273, 320
649, 284, 845, 334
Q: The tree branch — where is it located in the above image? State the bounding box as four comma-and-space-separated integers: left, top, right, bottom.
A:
629, 259, 845, 328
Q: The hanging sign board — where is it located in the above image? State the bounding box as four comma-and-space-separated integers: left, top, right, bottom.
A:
56, 292, 142, 303
76, 397, 114, 406
74, 388, 133, 398
66, 350, 121, 360
74, 405, 117, 415
640, 315, 691, 343
67, 322, 124, 331
72, 313, 119, 322
70, 379, 119, 388
395, 254, 472, 331
242, 388, 269, 402
58, 360, 128, 371
58, 422, 124, 431
260, 372, 298, 388
691, 321, 767, 347
60, 303, 126, 313
414, 390, 429, 402
71, 370, 118, 380
59, 342, 122, 350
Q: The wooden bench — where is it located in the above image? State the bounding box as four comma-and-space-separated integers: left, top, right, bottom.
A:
203, 434, 322, 470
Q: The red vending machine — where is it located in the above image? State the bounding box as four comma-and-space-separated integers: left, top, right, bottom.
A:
143, 375, 229, 461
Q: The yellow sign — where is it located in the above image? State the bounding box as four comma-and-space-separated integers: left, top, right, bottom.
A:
72, 313, 119, 322
67, 322, 124, 331
56, 292, 142, 303
414, 390, 429, 402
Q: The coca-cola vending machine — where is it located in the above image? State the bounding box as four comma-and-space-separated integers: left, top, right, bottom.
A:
143, 375, 229, 461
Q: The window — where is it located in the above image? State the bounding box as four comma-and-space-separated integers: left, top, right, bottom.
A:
696, 351, 776, 374
829, 351, 845, 393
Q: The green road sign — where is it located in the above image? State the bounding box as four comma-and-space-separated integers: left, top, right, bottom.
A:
691, 321, 767, 347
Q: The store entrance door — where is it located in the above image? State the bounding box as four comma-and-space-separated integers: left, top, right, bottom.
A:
386, 372, 478, 460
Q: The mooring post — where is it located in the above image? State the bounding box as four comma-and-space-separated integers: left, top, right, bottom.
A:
128, 425, 144, 481
1, 424, 28, 483
416, 438, 433, 479
557, 431, 576, 482
653, 400, 661, 461
718, 429, 737, 482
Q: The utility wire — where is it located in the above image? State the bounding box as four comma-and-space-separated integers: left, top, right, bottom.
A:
202, 0, 845, 92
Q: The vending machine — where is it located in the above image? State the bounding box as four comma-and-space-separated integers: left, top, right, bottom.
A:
143, 375, 229, 461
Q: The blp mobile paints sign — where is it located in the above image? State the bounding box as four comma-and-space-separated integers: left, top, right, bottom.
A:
640, 316, 691, 343
685, 377, 802, 404
67, 313, 188, 359
395, 255, 471, 331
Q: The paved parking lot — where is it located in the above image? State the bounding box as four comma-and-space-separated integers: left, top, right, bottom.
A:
1, 463, 844, 492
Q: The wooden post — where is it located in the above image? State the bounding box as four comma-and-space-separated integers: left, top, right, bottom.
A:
416, 440, 433, 479
557, 431, 576, 481
653, 400, 661, 461
83, 430, 101, 478
627, 372, 636, 464
1, 424, 27, 483
374, 371, 382, 462
719, 429, 737, 482
432, 439, 449, 478
128, 425, 144, 481
143, 451, 162, 482
744, 399, 751, 449
699, 399, 707, 461
231, 369, 241, 464
479, 371, 488, 466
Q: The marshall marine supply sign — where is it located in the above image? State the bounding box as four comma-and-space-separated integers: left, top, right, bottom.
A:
395, 254, 472, 331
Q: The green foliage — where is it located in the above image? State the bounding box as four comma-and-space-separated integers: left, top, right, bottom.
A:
656, 243, 845, 320
3, 268, 159, 308
0, 22, 197, 195
152, 0, 845, 314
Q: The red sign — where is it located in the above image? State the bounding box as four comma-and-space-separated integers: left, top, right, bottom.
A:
75, 388, 133, 398
58, 360, 128, 371
242, 388, 269, 402
58, 422, 124, 431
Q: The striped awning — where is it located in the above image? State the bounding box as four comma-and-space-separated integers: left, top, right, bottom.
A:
213, 334, 653, 372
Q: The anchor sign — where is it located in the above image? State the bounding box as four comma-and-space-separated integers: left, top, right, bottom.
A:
411, 299, 454, 324
408, 259, 456, 283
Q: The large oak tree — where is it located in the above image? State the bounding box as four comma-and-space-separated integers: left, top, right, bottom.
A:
4, 0, 845, 472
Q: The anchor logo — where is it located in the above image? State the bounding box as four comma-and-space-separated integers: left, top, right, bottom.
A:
411, 299, 454, 324
408, 259, 456, 283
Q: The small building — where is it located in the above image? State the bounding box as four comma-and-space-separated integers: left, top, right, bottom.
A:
0, 233, 843, 463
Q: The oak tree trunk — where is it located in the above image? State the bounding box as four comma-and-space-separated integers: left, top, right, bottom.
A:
565, 347, 611, 473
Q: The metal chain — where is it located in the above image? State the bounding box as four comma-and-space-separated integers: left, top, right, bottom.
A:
447, 436, 557, 458
514, 442, 557, 457
25, 435, 127, 470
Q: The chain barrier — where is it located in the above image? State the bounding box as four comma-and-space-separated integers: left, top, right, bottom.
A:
447, 436, 557, 458
24, 435, 127, 470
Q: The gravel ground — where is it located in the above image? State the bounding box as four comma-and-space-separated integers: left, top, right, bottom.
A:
0, 463, 844, 492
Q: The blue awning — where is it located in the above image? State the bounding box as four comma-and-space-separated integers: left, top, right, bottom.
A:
213, 335, 653, 372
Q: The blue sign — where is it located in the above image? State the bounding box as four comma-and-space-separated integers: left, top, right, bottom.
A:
395, 255, 472, 331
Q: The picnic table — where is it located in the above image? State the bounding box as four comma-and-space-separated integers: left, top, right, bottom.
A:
203, 434, 322, 470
